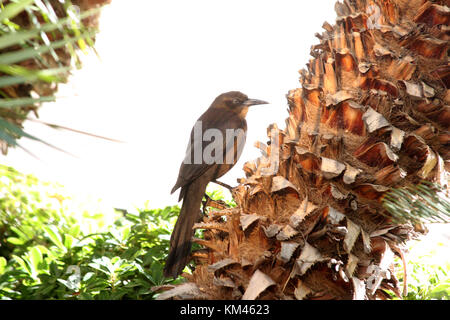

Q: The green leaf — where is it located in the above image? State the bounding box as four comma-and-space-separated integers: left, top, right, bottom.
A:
88, 262, 110, 276
0, 0, 35, 22
43, 225, 66, 252
12, 254, 31, 275
0, 128, 18, 147
0, 257, 6, 274
82, 272, 95, 282
57, 278, 72, 290
0, 65, 69, 87
10, 225, 31, 241
79, 292, 93, 300
97, 291, 110, 300
121, 226, 131, 241
29, 246, 43, 272
63, 234, 74, 249
35, 245, 48, 255
150, 262, 164, 286
0, 8, 100, 50
68, 224, 80, 238
0, 118, 72, 154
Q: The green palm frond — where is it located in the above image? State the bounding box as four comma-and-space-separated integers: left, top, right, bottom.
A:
383, 181, 450, 225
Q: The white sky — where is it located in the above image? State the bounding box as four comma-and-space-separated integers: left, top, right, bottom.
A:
1, 0, 338, 210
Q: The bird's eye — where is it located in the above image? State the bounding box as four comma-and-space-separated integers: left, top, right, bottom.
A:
232, 98, 240, 105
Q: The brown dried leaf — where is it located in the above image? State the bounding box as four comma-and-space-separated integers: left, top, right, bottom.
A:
353, 183, 389, 200
343, 163, 362, 184
421, 81, 435, 98
414, 3, 450, 26
330, 184, 349, 200
358, 62, 372, 74
290, 198, 318, 228
390, 126, 405, 151
213, 276, 237, 288
192, 238, 223, 252
208, 258, 238, 272
151, 284, 175, 293
263, 224, 282, 238
278, 241, 301, 263
240, 257, 252, 267
436, 155, 447, 188
355, 141, 399, 167
343, 219, 361, 253
402, 134, 438, 178
362, 107, 390, 133
325, 206, 346, 225
276, 224, 299, 241
249, 184, 265, 197
193, 222, 229, 232
254, 141, 268, 157
370, 226, 396, 237
346, 253, 359, 277
366, 241, 395, 295
361, 229, 372, 254
325, 90, 354, 106
374, 164, 407, 185
418, 148, 437, 179
400, 80, 423, 99
374, 43, 394, 57
294, 280, 312, 300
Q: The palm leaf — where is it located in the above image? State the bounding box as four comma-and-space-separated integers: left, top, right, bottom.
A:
0, 0, 36, 22
0, 64, 69, 86
0, 118, 73, 155
0, 96, 56, 108
0, 8, 101, 50
27, 118, 125, 143
0, 30, 97, 65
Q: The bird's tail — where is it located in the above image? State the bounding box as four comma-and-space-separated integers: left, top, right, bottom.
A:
164, 179, 208, 278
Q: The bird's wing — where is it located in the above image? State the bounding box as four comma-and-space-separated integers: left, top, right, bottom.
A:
171, 108, 246, 198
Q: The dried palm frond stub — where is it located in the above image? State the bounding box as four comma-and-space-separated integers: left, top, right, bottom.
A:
0, 0, 111, 154
160, 0, 449, 300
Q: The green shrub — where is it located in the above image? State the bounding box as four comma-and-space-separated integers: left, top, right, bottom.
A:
0, 165, 182, 299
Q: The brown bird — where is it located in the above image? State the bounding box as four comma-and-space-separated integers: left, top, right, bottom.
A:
164, 91, 268, 278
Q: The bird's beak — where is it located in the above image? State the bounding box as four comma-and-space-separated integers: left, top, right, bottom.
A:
243, 98, 269, 106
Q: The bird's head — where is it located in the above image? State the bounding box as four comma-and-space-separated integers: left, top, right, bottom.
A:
213, 91, 269, 118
